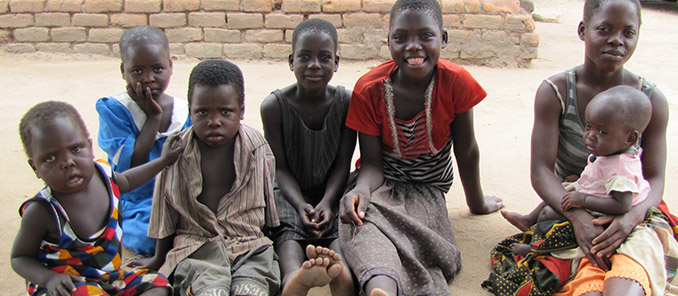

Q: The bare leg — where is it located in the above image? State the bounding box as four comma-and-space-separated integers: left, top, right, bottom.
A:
510, 243, 531, 256
139, 287, 171, 296
365, 275, 397, 296
581, 292, 603, 296
277, 240, 306, 288
603, 277, 645, 296
501, 202, 545, 231
328, 240, 356, 296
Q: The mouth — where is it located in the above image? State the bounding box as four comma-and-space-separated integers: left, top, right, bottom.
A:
66, 175, 84, 187
205, 133, 224, 143
305, 75, 323, 82
406, 57, 426, 67
602, 50, 624, 60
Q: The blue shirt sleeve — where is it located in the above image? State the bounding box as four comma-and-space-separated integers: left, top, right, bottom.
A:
96, 97, 140, 173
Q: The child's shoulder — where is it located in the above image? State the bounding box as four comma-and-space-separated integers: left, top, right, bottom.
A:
239, 123, 267, 148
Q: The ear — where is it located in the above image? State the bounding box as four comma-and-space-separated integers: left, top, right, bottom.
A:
441, 28, 448, 49
88, 138, 95, 158
168, 59, 174, 75
288, 54, 294, 71
240, 104, 245, 120
28, 159, 40, 179
334, 55, 340, 72
577, 21, 586, 41
627, 130, 640, 147
120, 62, 125, 79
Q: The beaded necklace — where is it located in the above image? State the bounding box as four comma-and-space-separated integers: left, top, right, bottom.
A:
383, 75, 437, 159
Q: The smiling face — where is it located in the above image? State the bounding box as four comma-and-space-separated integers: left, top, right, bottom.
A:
289, 31, 338, 92
28, 116, 95, 195
120, 43, 173, 100
579, 0, 640, 73
583, 96, 634, 156
189, 84, 243, 148
388, 8, 447, 82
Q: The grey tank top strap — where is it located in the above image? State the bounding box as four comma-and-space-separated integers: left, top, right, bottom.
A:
272, 86, 348, 196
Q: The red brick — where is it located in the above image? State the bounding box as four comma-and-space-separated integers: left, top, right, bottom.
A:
265, 14, 303, 29
505, 14, 534, 32
186, 42, 222, 58
483, 0, 520, 13
463, 14, 502, 29
124, 0, 161, 13
308, 14, 342, 28
0, 29, 10, 42
189, 12, 226, 27
343, 13, 382, 28
362, 0, 394, 13
521, 32, 538, 47
263, 43, 291, 58
242, 0, 273, 12
465, 0, 480, 13
322, 0, 359, 12
88, 28, 124, 42
282, 0, 321, 13
72, 13, 109, 27
0, 0, 8, 13
51, 27, 87, 41
337, 27, 364, 44
163, 0, 199, 12
227, 13, 263, 29
3, 43, 37, 53
149, 13, 186, 28
203, 0, 239, 11
111, 13, 147, 27
245, 29, 283, 42
36, 42, 73, 53
9, 0, 44, 12
46, 0, 83, 12
73, 43, 111, 55
340, 44, 378, 59
35, 12, 70, 26
85, 0, 122, 12
443, 14, 460, 28
169, 42, 184, 55
0, 14, 34, 28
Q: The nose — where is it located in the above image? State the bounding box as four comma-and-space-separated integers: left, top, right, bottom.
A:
61, 155, 76, 170
608, 31, 623, 46
207, 114, 222, 127
308, 56, 321, 68
141, 71, 156, 83
406, 38, 422, 51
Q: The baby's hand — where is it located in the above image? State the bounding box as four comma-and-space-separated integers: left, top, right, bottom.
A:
160, 133, 184, 165
46, 273, 82, 296
561, 191, 586, 211
128, 82, 162, 117
126, 254, 163, 271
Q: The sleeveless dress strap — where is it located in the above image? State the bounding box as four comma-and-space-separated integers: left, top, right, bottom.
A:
544, 78, 565, 115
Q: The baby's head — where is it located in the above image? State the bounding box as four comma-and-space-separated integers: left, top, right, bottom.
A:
584, 85, 651, 156
19, 101, 96, 193
119, 26, 172, 100
289, 18, 339, 91
187, 60, 245, 147
388, 0, 447, 81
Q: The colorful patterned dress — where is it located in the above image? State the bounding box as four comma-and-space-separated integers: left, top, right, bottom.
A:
19, 160, 171, 295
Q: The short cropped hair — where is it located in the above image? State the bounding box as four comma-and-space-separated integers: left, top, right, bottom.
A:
119, 26, 169, 59
187, 59, 245, 106
604, 85, 652, 133
390, 0, 443, 29
291, 18, 339, 52
19, 101, 89, 157
583, 0, 641, 24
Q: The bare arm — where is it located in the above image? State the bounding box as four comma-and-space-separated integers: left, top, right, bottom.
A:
127, 82, 164, 168
561, 190, 633, 214
115, 133, 183, 193
590, 88, 668, 257
450, 109, 503, 214
339, 133, 383, 225
11, 203, 82, 294
127, 235, 173, 271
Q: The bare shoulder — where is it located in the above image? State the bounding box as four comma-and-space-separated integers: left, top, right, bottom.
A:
18, 200, 55, 239
260, 92, 280, 116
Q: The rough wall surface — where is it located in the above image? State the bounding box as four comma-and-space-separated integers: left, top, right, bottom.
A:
0, 0, 538, 67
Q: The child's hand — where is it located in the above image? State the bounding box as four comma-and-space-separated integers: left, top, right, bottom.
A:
126, 254, 163, 271
160, 132, 184, 165
312, 202, 336, 238
561, 191, 586, 211
339, 189, 370, 226
46, 273, 82, 296
128, 81, 162, 117
470, 195, 504, 215
297, 203, 321, 237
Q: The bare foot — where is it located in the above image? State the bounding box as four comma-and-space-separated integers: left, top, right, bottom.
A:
305, 245, 356, 296
370, 288, 390, 296
510, 243, 531, 256
281, 257, 334, 296
501, 210, 533, 232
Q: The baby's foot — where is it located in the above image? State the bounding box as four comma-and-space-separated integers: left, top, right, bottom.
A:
501, 210, 532, 232
281, 257, 333, 296
510, 243, 531, 256
370, 288, 390, 296
306, 245, 355, 296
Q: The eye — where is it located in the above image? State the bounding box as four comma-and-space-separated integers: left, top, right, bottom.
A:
421, 32, 435, 40
153, 67, 164, 73
584, 122, 591, 130
599, 129, 607, 135
597, 26, 610, 33
391, 34, 405, 42
624, 29, 636, 37
196, 110, 207, 116
319, 55, 332, 62
72, 146, 83, 153
132, 68, 142, 75
221, 110, 232, 116
297, 54, 310, 60
45, 155, 56, 163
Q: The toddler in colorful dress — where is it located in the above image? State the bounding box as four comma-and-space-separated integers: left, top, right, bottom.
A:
11, 101, 181, 295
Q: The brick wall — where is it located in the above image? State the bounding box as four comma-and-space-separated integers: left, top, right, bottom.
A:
0, 0, 539, 67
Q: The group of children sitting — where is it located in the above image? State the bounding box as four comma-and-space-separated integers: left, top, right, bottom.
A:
9, 0, 676, 295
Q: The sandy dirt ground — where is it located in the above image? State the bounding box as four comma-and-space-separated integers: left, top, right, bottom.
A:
1, 0, 677, 295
